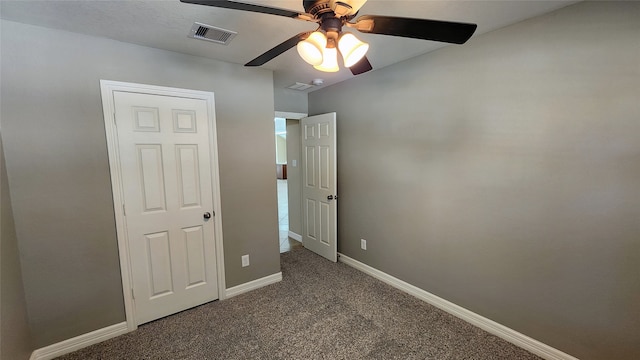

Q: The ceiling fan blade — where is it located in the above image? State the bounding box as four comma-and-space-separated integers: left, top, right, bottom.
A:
245, 32, 311, 67
179, 0, 313, 21
349, 55, 372, 75
354, 15, 477, 44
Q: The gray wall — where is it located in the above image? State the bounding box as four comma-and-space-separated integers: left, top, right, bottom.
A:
1, 20, 280, 348
309, 2, 640, 359
274, 87, 308, 114
286, 120, 302, 236
0, 135, 32, 360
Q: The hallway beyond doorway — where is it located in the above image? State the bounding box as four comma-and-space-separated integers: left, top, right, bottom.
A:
277, 179, 301, 253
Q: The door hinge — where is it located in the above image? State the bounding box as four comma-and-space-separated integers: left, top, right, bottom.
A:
122, 204, 126, 216
113, 113, 117, 127
131, 288, 135, 300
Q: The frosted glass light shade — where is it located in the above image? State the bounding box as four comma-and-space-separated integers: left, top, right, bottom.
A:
297, 31, 327, 66
338, 33, 369, 68
313, 47, 339, 72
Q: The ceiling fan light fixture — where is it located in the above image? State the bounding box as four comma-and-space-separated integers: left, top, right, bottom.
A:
314, 46, 339, 73
338, 32, 369, 68
296, 31, 327, 66
182, 0, 478, 75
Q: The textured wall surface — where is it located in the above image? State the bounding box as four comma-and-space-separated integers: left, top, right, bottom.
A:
1, 20, 280, 348
309, 2, 640, 359
1, 135, 32, 360
274, 87, 308, 114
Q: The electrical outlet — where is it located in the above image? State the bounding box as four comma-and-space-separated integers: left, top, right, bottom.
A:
361, 239, 367, 250
241, 254, 250, 267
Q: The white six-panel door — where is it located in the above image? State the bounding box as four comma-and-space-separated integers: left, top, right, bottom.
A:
301, 113, 337, 262
113, 91, 219, 325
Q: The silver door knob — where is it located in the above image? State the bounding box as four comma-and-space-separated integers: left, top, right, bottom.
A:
203, 212, 212, 219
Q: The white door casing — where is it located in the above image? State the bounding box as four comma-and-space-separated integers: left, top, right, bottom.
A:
301, 113, 337, 262
100, 80, 225, 330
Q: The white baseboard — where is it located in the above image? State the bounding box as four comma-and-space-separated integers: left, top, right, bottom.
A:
337, 253, 579, 360
29, 272, 283, 359
30, 322, 128, 360
288, 231, 302, 242
225, 272, 282, 299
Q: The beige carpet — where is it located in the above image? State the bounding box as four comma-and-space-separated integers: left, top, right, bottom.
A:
56, 247, 540, 359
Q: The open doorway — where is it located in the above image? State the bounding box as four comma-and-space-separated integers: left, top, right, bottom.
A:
275, 117, 302, 253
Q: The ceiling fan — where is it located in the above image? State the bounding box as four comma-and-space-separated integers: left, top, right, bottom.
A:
180, 0, 477, 75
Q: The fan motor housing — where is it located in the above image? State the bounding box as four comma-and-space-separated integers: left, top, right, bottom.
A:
321, 17, 343, 33
303, 0, 332, 17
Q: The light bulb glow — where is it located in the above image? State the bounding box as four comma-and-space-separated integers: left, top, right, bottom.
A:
296, 31, 327, 66
313, 46, 339, 73
338, 33, 369, 68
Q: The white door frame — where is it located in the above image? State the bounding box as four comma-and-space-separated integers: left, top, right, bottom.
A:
275, 111, 307, 120
274, 112, 307, 242
100, 80, 226, 332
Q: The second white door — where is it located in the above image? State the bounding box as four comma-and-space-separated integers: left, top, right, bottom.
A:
301, 113, 337, 262
114, 91, 219, 325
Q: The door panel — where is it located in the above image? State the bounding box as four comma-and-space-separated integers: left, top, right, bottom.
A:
176, 145, 201, 208
306, 199, 317, 239
320, 202, 330, 245
301, 113, 337, 262
137, 145, 167, 212
320, 145, 330, 190
146, 231, 173, 298
305, 147, 315, 187
114, 91, 218, 325
183, 226, 206, 287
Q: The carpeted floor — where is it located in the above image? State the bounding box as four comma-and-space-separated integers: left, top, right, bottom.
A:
57, 248, 541, 359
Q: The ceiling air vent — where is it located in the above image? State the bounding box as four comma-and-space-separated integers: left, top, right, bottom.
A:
188, 22, 237, 45
287, 82, 315, 91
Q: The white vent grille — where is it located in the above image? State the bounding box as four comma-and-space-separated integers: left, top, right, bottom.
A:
287, 82, 314, 91
188, 22, 237, 45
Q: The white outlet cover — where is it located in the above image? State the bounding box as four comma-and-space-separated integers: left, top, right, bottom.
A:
361, 239, 367, 250
292, 159, 297, 167
241, 255, 250, 267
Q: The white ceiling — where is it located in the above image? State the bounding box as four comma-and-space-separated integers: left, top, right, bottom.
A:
0, 0, 578, 92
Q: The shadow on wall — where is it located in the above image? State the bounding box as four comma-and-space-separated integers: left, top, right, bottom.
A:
1, 134, 33, 360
